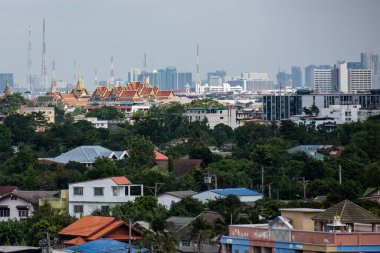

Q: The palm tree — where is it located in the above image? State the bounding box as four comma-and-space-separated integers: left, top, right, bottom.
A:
190, 217, 213, 253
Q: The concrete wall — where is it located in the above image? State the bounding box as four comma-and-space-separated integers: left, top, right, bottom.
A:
157, 194, 181, 210
0, 196, 35, 221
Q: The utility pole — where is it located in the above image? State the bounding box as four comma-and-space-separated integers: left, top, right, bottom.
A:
129, 218, 132, 253
268, 183, 272, 198
145, 183, 165, 198
261, 166, 264, 195
338, 165, 342, 185
299, 177, 310, 199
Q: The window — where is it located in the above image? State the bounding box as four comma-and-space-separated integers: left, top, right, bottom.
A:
11, 196, 17, 200
112, 186, 119, 196
18, 210, 29, 218
220, 117, 224, 119
74, 205, 83, 213
94, 187, 104, 196
73, 187, 83, 196
0, 208, 10, 217
101, 206, 109, 213
181, 240, 190, 247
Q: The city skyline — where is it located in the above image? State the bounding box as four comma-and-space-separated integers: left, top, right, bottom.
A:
1, 0, 380, 90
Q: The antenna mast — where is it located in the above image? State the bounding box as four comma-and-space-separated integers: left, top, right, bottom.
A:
95, 69, 99, 87
143, 52, 147, 84
110, 55, 115, 86
41, 17, 48, 90
28, 25, 32, 92
196, 44, 200, 94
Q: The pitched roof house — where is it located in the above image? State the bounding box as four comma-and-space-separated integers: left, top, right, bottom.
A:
59, 216, 143, 246
360, 187, 380, 204
39, 145, 128, 167
312, 199, 380, 232
157, 190, 198, 209
0, 190, 59, 221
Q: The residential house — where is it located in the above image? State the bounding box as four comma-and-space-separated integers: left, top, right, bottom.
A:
68, 177, 143, 217
173, 159, 205, 178
157, 190, 198, 209
166, 211, 223, 253
0, 190, 59, 221
287, 145, 333, 161
220, 201, 380, 253
360, 187, 380, 204
39, 189, 69, 214
154, 150, 169, 169
59, 216, 143, 246
0, 186, 17, 197
192, 188, 263, 204
39, 145, 128, 167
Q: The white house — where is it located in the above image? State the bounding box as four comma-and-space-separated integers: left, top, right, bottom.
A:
68, 177, 143, 217
0, 190, 59, 221
186, 107, 239, 129
192, 188, 263, 204
157, 190, 198, 210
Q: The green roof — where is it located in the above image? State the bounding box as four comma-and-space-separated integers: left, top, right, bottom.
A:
363, 187, 376, 197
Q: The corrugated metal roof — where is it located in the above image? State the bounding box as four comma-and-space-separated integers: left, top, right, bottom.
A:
40, 145, 125, 164
65, 238, 147, 253
210, 188, 262, 196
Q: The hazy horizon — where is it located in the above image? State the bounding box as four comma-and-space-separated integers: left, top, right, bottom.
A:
1, 0, 380, 90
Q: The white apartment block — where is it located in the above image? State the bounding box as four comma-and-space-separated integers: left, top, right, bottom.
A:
68, 177, 143, 217
19, 106, 55, 124
74, 116, 108, 128
313, 68, 332, 93
186, 107, 239, 129
349, 69, 372, 93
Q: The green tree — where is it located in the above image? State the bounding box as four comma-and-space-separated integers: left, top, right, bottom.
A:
84, 157, 123, 180
190, 217, 213, 253
211, 123, 234, 147
169, 197, 205, 217
0, 219, 28, 245
0, 125, 12, 151
188, 98, 224, 108
0, 93, 29, 115
86, 106, 124, 120
127, 135, 155, 169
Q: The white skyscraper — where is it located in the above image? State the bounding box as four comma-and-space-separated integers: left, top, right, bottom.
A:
349, 69, 372, 93
313, 67, 332, 93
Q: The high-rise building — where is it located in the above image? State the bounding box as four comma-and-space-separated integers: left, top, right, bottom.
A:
332, 61, 348, 93
291, 66, 302, 88
207, 70, 226, 85
128, 68, 140, 83
0, 73, 14, 92
347, 62, 362, 69
178, 72, 192, 90
157, 69, 166, 89
313, 66, 333, 93
241, 72, 269, 81
165, 67, 177, 90
276, 71, 292, 88
349, 69, 372, 93
361, 52, 380, 89
305, 65, 317, 88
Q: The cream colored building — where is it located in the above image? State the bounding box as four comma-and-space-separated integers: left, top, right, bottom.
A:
279, 208, 325, 231
19, 106, 55, 124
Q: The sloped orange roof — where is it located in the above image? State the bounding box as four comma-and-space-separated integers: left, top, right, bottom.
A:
119, 90, 139, 97
112, 86, 124, 94
156, 90, 174, 96
111, 176, 132, 185
155, 151, 168, 160
64, 236, 87, 245
59, 216, 115, 237
60, 94, 77, 100
88, 220, 125, 241
127, 82, 144, 91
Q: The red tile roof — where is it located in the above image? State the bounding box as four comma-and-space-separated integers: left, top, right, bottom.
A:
64, 236, 87, 245
111, 177, 132, 185
155, 151, 168, 160
59, 216, 115, 237
87, 220, 125, 241
0, 186, 17, 196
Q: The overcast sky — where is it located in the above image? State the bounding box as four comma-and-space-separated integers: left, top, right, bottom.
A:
1, 0, 380, 89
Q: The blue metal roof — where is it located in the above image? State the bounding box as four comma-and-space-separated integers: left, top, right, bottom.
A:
210, 188, 262, 196
65, 238, 148, 253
